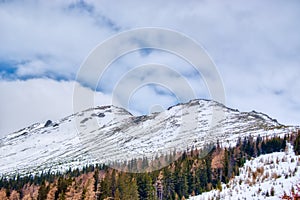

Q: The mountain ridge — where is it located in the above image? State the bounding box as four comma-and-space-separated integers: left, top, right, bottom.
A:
0, 99, 297, 177
1, 98, 285, 139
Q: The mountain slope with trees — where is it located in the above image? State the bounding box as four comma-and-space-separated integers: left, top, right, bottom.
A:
1, 130, 299, 200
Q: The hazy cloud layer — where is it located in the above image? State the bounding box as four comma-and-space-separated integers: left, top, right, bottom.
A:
0, 79, 111, 136
0, 0, 300, 136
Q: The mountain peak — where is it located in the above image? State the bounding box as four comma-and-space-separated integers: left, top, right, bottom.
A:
0, 99, 296, 176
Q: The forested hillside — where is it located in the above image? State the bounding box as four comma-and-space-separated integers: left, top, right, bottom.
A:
1, 130, 299, 200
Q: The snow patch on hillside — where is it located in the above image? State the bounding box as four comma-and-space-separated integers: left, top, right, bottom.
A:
0, 99, 296, 176
189, 143, 300, 200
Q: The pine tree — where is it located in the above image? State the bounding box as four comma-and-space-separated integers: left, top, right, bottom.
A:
181, 166, 189, 198
223, 148, 229, 182
81, 187, 87, 200
216, 180, 222, 191
127, 177, 139, 200
99, 171, 112, 199
110, 170, 117, 196
117, 173, 139, 200
270, 186, 275, 196
93, 170, 99, 192
142, 157, 149, 171
37, 181, 49, 200
55, 177, 69, 200
197, 162, 207, 191
294, 131, 300, 155
163, 168, 175, 199
115, 188, 121, 200
137, 173, 156, 200
145, 174, 156, 200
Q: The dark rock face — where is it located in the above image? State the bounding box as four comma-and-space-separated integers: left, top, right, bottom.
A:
98, 113, 105, 118
44, 120, 52, 127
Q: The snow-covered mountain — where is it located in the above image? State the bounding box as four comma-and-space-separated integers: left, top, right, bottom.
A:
0, 99, 296, 176
189, 143, 300, 200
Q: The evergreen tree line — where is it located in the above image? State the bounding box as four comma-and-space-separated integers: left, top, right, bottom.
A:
0, 131, 299, 200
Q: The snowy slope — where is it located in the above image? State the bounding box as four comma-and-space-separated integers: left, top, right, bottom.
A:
189, 143, 300, 200
0, 99, 296, 176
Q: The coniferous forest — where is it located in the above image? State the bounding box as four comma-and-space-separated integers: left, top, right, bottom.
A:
0, 130, 299, 200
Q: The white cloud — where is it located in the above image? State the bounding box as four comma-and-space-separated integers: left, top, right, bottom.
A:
16, 60, 48, 77
128, 84, 178, 115
0, 79, 111, 137
0, 0, 115, 79
221, 61, 300, 126
0, 0, 299, 135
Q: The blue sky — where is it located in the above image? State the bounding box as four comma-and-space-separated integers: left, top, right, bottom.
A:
0, 0, 300, 136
